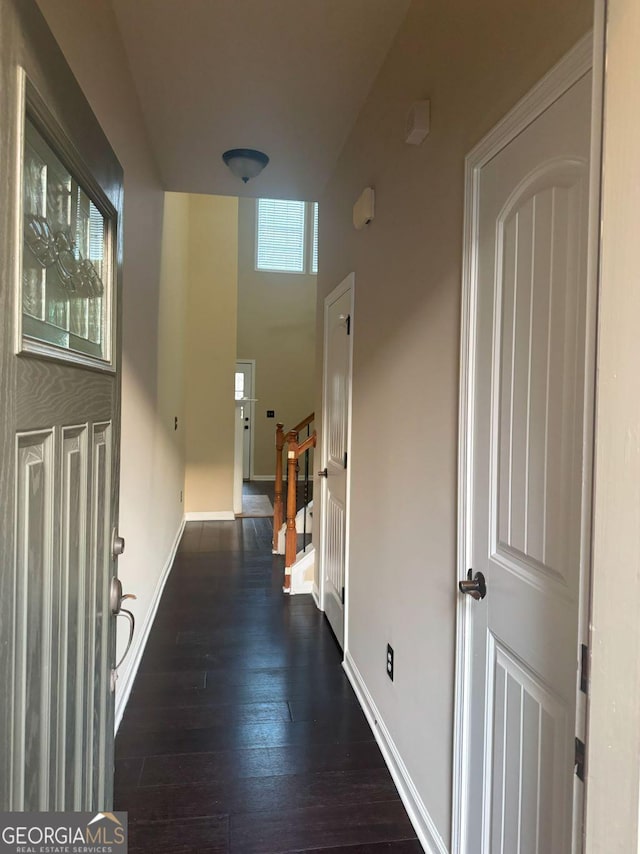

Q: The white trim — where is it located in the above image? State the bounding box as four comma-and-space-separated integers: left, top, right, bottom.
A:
290, 546, 315, 595
312, 583, 321, 610
236, 359, 256, 480
115, 516, 185, 732
344, 653, 448, 854
318, 272, 354, 652
250, 474, 276, 482
184, 510, 235, 522
452, 31, 595, 854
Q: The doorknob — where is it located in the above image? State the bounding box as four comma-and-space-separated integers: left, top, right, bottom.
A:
110, 577, 137, 691
318, 468, 328, 478
459, 569, 487, 600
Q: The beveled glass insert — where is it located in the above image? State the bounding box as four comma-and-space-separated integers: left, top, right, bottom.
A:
22, 116, 111, 362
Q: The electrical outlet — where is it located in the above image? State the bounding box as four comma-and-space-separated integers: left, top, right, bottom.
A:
386, 644, 394, 681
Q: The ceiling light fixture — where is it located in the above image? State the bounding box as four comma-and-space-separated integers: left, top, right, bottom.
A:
222, 148, 269, 183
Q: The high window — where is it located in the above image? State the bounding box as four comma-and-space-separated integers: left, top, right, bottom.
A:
256, 198, 318, 274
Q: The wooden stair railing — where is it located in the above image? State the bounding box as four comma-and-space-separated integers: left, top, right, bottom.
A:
273, 412, 314, 553
283, 431, 317, 592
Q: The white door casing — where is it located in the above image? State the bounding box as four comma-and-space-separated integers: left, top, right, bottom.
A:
453, 36, 595, 854
319, 274, 353, 649
235, 359, 255, 480
0, 1, 123, 811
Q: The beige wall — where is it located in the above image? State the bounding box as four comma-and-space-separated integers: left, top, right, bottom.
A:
36, 0, 186, 711
237, 198, 316, 477
317, 0, 593, 844
185, 194, 238, 513
156, 192, 188, 523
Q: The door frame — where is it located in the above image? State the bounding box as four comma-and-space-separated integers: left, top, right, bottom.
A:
318, 273, 354, 653
451, 29, 603, 853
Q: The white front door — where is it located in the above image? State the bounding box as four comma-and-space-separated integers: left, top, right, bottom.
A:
460, 68, 593, 851
320, 275, 353, 648
0, 2, 123, 810
235, 359, 255, 480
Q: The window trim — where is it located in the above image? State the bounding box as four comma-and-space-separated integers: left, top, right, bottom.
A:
254, 198, 318, 276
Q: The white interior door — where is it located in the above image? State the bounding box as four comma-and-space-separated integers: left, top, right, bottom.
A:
235, 359, 254, 480
460, 69, 592, 852
320, 276, 353, 648
0, 2, 123, 811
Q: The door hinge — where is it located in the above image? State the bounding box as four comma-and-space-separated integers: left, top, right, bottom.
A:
343, 451, 348, 469
575, 737, 585, 782
580, 643, 588, 694
346, 314, 351, 335
341, 586, 345, 604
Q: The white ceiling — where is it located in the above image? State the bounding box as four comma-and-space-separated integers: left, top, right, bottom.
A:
111, 0, 411, 200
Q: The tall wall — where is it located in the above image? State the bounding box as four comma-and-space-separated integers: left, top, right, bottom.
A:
316, 0, 593, 845
36, 0, 186, 710
237, 198, 316, 477
184, 194, 238, 514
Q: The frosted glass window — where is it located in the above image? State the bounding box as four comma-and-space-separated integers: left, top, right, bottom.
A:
256, 198, 306, 272
22, 115, 112, 363
235, 372, 245, 400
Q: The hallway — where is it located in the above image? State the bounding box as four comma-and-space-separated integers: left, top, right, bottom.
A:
114, 515, 421, 852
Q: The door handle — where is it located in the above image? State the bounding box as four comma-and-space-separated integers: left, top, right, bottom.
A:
110, 577, 137, 690
459, 569, 487, 600
318, 468, 328, 478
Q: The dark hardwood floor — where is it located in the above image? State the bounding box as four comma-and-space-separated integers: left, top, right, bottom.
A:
115, 506, 421, 853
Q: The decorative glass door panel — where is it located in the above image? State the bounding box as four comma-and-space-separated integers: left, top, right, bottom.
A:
21, 113, 114, 366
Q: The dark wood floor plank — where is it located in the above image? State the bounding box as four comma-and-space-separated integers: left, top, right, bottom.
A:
139, 740, 387, 788
121, 701, 292, 733
229, 800, 416, 853
116, 509, 420, 852
116, 714, 374, 759
128, 814, 228, 853
300, 842, 425, 853
115, 768, 401, 824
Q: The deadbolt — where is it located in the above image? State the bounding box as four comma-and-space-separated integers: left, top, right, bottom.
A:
112, 529, 125, 557
459, 569, 487, 600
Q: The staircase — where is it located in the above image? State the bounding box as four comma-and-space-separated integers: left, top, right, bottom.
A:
272, 414, 316, 593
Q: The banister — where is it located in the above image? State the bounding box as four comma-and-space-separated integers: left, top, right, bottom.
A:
294, 433, 316, 458
283, 431, 317, 591
272, 413, 315, 553
290, 411, 314, 437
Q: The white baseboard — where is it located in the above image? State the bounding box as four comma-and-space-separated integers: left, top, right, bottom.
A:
250, 475, 276, 482
344, 652, 449, 854
184, 510, 235, 521
115, 516, 185, 732
312, 583, 321, 609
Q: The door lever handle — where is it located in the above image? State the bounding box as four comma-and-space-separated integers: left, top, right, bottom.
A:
318, 468, 328, 478
110, 577, 137, 691
459, 569, 487, 600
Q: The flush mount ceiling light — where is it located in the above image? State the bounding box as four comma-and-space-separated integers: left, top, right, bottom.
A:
222, 148, 269, 183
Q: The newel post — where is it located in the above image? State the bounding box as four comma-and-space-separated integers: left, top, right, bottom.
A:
283, 439, 299, 592
272, 423, 285, 552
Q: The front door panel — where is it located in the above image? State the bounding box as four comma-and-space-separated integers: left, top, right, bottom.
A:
0, 0, 123, 811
